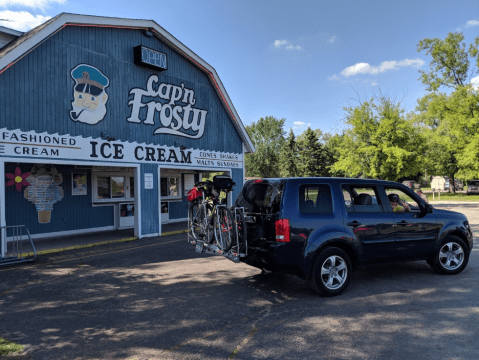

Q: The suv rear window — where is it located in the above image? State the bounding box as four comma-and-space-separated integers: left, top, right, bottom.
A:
235, 180, 285, 213
299, 184, 333, 214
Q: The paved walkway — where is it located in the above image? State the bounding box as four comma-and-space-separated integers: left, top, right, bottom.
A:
3, 222, 189, 256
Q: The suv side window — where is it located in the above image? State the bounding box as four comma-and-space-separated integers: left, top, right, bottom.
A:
384, 187, 421, 213
342, 185, 384, 213
299, 184, 333, 214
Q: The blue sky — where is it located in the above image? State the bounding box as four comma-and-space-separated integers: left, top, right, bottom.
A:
1, 0, 479, 136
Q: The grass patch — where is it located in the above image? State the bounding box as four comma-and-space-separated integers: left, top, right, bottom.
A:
0, 337, 24, 356
429, 193, 479, 201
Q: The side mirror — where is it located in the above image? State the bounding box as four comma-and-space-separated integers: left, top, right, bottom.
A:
424, 203, 433, 213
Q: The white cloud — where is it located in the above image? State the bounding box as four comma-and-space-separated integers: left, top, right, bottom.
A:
293, 121, 310, 129
0, 0, 65, 10
273, 39, 302, 51
0, 10, 50, 31
371, 82, 379, 87
328, 74, 340, 81
465, 20, 479, 28
274, 39, 288, 48
471, 76, 479, 90
286, 44, 302, 50
339, 58, 425, 77
329, 36, 336, 43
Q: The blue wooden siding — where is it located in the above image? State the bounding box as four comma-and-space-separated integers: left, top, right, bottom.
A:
4, 162, 114, 235
168, 199, 188, 220
140, 164, 159, 235
0, 26, 243, 156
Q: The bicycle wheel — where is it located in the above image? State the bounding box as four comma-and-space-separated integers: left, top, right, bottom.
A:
188, 202, 200, 239
189, 202, 207, 240
214, 206, 235, 252
233, 209, 247, 253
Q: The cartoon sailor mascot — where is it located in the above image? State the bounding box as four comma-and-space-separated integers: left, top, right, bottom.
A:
70, 64, 109, 125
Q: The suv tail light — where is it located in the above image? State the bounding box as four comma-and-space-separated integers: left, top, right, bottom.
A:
275, 219, 290, 242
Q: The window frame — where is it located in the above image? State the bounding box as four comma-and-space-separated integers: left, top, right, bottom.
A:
92, 171, 135, 203
298, 183, 334, 215
383, 185, 426, 213
341, 184, 385, 213
160, 175, 182, 200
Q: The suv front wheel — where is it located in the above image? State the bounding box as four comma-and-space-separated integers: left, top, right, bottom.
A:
428, 236, 469, 275
310, 247, 352, 296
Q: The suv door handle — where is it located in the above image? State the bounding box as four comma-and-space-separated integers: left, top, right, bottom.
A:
397, 220, 409, 226
347, 221, 361, 227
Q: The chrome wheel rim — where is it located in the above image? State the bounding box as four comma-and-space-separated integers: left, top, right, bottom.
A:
321, 255, 348, 290
439, 242, 464, 270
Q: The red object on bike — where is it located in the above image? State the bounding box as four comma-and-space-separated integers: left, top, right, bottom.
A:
187, 187, 203, 202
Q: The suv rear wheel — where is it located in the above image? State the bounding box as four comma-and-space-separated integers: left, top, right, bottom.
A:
428, 236, 469, 275
310, 247, 352, 296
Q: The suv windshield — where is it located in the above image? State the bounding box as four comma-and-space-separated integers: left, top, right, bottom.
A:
234, 179, 285, 213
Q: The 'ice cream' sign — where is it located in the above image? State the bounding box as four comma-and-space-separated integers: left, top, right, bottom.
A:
126, 75, 207, 139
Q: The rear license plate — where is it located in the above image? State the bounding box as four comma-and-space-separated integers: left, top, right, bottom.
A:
195, 243, 204, 253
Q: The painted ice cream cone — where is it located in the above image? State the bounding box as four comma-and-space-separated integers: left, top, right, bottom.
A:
24, 165, 64, 224
38, 210, 51, 224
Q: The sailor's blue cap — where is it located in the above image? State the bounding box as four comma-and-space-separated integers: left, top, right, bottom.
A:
71, 64, 109, 89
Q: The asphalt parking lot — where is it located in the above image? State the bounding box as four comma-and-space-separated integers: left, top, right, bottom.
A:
1, 202, 478, 360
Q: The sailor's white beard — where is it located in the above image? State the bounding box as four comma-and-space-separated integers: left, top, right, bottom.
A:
70, 102, 107, 125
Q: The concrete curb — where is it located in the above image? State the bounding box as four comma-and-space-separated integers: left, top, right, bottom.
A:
161, 229, 188, 236
22, 237, 138, 257
20, 229, 189, 258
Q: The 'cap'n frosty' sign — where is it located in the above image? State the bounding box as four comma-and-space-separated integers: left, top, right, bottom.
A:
127, 75, 207, 139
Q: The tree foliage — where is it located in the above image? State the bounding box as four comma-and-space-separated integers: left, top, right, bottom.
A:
244, 116, 285, 178
279, 129, 299, 177
417, 32, 476, 91
416, 32, 479, 182
297, 127, 332, 177
333, 97, 425, 181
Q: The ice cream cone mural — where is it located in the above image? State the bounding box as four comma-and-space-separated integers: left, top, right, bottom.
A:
24, 165, 64, 224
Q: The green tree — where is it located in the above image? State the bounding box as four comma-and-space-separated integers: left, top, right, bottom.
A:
333, 97, 425, 181
297, 127, 332, 177
279, 129, 299, 177
323, 133, 346, 177
416, 32, 479, 184
244, 116, 286, 178
417, 32, 478, 91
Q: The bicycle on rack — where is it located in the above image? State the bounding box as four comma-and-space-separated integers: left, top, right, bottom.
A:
188, 176, 237, 252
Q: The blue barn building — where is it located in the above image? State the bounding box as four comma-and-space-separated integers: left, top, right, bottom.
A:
0, 13, 254, 256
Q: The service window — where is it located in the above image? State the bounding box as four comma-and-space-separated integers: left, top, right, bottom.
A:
93, 174, 134, 202
384, 187, 421, 213
342, 185, 384, 213
160, 176, 181, 199
299, 184, 333, 214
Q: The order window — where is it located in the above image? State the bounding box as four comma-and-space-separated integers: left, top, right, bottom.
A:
161, 176, 180, 199
93, 174, 134, 202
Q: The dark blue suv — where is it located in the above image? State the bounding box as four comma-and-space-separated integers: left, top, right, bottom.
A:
235, 178, 473, 296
